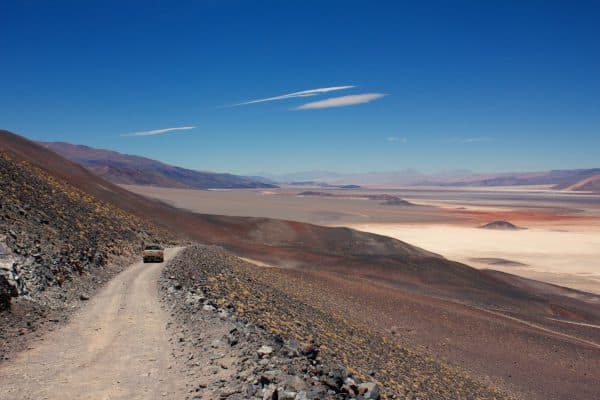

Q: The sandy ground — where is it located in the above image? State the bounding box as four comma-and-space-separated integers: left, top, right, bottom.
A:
350, 224, 600, 294
195, 246, 600, 400
121, 185, 455, 224
0, 247, 187, 400
123, 184, 600, 294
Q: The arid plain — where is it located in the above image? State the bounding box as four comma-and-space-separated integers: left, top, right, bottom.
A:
125, 184, 600, 294
2, 125, 597, 400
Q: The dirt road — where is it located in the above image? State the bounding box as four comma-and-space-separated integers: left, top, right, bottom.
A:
0, 247, 186, 400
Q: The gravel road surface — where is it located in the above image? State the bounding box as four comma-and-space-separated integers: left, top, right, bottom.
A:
0, 247, 186, 400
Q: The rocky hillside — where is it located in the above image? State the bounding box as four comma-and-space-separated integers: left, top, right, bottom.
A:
162, 251, 383, 400
0, 148, 175, 356
161, 245, 511, 399
40, 141, 277, 189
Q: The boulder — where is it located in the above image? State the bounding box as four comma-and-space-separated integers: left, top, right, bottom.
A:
294, 392, 308, 400
322, 366, 347, 390
263, 384, 278, 400
358, 382, 380, 399
0, 275, 17, 311
258, 345, 274, 357
299, 342, 318, 359
279, 390, 296, 400
341, 377, 358, 396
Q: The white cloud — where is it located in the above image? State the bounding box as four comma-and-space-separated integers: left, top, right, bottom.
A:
122, 126, 196, 137
447, 137, 494, 143
387, 136, 407, 143
231, 86, 354, 106
295, 93, 386, 110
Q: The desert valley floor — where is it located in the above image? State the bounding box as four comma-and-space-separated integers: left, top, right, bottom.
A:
124, 184, 600, 294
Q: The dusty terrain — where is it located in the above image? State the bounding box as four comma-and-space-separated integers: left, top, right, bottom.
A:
122, 184, 600, 225
0, 245, 387, 400
165, 245, 511, 399
162, 246, 385, 400
0, 247, 187, 400
124, 184, 600, 293
2, 130, 599, 399
0, 145, 175, 359
352, 224, 600, 293
122, 185, 452, 224
117, 182, 600, 398
167, 245, 599, 400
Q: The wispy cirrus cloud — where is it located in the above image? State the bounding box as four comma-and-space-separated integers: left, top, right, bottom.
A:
294, 93, 386, 110
231, 86, 355, 106
122, 126, 196, 137
387, 136, 407, 143
446, 137, 494, 143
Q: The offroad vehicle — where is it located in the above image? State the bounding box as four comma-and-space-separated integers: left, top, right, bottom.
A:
143, 244, 164, 263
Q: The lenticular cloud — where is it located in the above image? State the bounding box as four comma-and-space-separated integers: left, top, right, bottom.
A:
294, 93, 386, 110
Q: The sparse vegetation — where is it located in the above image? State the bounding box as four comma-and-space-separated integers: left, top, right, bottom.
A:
168, 245, 511, 399
0, 150, 176, 358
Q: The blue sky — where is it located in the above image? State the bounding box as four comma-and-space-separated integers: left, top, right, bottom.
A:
1, 1, 599, 174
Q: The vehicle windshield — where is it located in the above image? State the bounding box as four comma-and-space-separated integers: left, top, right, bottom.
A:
144, 245, 161, 250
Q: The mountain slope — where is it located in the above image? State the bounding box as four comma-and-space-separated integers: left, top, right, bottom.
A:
429, 168, 600, 187
40, 141, 277, 189
2, 130, 599, 399
554, 174, 600, 192
0, 133, 176, 357
0, 144, 174, 299
1, 130, 597, 321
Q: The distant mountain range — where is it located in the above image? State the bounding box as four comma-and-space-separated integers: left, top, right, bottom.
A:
260, 168, 600, 191
426, 169, 600, 189
39, 142, 598, 192
554, 174, 600, 191
40, 142, 277, 189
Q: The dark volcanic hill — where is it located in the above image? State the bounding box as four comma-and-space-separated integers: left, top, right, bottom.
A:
480, 220, 522, 230
39, 141, 277, 189
2, 130, 599, 399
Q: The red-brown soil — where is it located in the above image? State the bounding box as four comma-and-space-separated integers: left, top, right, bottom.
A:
277, 267, 600, 400
437, 205, 600, 229
2, 129, 599, 399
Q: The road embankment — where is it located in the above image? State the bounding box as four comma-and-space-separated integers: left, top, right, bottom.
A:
161, 244, 510, 400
